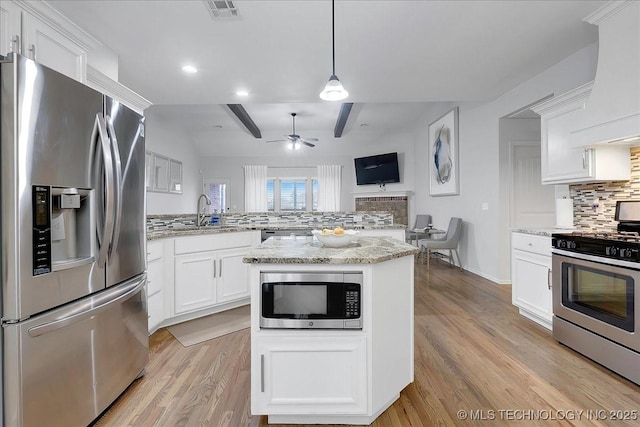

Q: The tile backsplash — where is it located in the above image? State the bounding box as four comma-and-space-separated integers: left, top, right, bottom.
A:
570, 147, 640, 231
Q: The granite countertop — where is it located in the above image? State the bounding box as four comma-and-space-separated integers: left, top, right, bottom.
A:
147, 224, 406, 241
512, 227, 577, 237
242, 235, 420, 264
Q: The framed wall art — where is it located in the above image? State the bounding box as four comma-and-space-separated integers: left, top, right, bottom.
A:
428, 107, 459, 196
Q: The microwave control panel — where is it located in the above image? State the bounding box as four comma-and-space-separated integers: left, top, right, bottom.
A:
345, 288, 360, 318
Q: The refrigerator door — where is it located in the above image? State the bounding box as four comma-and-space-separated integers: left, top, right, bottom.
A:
1, 54, 105, 320
2, 274, 148, 427
104, 97, 146, 287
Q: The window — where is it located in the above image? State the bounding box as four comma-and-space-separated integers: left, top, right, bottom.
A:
267, 177, 317, 212
280, 179, 306, 211
205, 180, 228, 213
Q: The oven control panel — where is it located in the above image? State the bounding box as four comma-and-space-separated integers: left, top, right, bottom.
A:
552, 235, 640, 262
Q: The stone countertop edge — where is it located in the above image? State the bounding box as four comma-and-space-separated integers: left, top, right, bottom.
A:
242, 236, 420, 265
511, 228, 576, 237
148, 224, 407, 241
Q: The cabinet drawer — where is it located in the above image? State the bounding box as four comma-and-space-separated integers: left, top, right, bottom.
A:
147, 240, 164, 262
512, 233, 551, 256
175, 232, 253, 254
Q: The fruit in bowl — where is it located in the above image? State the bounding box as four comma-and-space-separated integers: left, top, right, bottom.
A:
312, 228, 359, 247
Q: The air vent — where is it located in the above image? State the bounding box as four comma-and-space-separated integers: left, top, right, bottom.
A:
203, 0, 240, 18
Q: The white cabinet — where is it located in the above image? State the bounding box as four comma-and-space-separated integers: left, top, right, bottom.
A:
147, 240, 165, 333
174, 251, 218, 314
511, 232, 552, 330
173, 231, 260, 316
21, 12, 87, 82
532, 82, 630, 184
0, 2, 87, 82
255, 335, 367, 415
0, 1, 21, 57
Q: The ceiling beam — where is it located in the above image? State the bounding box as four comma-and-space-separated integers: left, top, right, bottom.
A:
334, 102, 353, 138
227, 104, 262, 138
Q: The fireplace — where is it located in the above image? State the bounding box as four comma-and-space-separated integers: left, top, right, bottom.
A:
354, 195, 408, 226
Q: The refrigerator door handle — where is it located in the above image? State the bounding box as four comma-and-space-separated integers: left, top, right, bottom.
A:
27, 274, 146, 337
106, 117, 123, 258
92, 113, 116, 268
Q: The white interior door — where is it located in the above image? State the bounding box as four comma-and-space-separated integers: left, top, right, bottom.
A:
510, 141, 555, 228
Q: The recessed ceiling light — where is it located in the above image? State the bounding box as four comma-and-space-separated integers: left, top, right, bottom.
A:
182, 65, 198, 74
236, 90, 249, 97
360, 123, 369, 127
214, 125, 223, 129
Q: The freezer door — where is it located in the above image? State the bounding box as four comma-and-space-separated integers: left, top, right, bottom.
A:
104, 97, 146, 287
2, 274, 148, 427
1, 54, 105, 320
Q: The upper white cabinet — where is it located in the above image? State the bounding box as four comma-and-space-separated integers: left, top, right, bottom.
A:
1, 1, 88, 82
532, 82, 630, 184
0, 1, 21, 57
21, 11, 87, 81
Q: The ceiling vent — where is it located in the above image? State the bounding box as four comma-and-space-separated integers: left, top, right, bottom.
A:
203, 1, 240, 19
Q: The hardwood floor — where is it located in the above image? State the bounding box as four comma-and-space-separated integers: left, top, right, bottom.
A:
94, 260, 640, 426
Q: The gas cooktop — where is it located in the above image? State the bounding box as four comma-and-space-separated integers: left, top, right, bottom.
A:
552, 231, 640, 262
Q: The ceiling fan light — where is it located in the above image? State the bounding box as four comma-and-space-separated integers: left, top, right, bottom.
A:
320, 75, 349, 101
294, 141, 301, 150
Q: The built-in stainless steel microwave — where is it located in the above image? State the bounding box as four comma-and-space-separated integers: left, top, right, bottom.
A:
260, 271, 363, 329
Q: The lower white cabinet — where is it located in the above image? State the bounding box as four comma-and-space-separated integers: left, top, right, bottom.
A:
172, 231, 260, 316
147, 240, 165, 333
255, 335, 367, 415
511, 232, 552, 330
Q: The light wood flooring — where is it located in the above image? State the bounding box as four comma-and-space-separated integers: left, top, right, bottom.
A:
93, 259, 640, 426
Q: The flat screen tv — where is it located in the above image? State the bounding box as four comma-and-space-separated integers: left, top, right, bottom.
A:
354, 152, 400, 185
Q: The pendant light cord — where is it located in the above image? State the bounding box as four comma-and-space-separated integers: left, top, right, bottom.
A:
332, 0, 336, 76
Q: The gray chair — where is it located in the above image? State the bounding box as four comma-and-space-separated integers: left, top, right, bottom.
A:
405, 214, 432, 245
418, 217, 463, 270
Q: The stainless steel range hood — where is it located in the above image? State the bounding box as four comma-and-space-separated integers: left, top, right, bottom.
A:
570, 0, 640, 147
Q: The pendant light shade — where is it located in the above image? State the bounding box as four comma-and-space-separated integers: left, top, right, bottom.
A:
320, 0, 348, 101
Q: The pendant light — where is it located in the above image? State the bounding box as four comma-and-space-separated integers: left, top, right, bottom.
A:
320, 0, 348, 101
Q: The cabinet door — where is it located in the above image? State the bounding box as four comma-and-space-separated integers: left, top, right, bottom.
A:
512, 249, 552, 328
148, 290, 164, 333
255, 335, 367, 415
541, 104, 593, 183
22, 12, 87, 82
174, 252, 217, 314
0, 1, 21, 57
217, 249, 250, 303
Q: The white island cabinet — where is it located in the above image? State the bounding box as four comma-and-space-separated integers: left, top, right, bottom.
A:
244, 236, 419, 425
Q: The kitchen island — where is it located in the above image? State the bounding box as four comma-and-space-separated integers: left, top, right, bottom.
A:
243, 236, 419, 425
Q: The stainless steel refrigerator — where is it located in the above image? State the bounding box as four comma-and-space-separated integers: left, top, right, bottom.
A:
0, 53, 148, 427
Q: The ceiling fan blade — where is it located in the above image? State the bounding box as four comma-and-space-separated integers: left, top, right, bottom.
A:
300, 140, 315, 148
300, 137, 319, 142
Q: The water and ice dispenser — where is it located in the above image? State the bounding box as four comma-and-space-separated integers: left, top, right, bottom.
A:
32, 185, 93, 276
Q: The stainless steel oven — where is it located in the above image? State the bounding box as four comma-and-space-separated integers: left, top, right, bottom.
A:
552, 230, 640, 385
260, 271, 363, 329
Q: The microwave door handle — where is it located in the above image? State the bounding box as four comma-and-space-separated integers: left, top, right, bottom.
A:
106, 118, 123, 258
92, 114, 115, 268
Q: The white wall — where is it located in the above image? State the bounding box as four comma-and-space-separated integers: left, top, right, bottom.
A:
198, 132, 415, 214
410, 43, 598, 284
145, 107, 202, 214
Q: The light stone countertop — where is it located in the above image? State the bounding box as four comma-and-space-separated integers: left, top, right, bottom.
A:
147, 224, 406, 241
242, 235, 420, 264
511, 228, 577, 237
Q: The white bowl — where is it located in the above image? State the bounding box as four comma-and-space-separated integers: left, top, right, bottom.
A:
312, 229, 359, 248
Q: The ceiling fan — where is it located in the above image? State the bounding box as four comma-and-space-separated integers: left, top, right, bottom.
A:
266, 113, 318, 150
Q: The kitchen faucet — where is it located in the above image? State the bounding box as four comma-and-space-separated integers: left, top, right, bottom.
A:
197, 193, 212, 227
